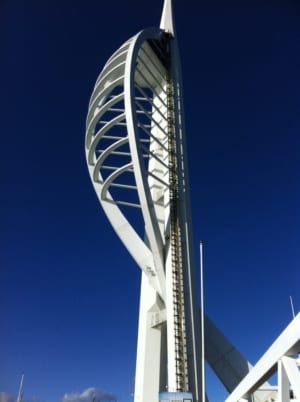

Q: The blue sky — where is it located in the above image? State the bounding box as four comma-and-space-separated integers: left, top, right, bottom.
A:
1, 1, 299, 402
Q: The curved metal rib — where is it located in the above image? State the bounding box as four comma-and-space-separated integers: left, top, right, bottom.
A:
85, 29, 173, 300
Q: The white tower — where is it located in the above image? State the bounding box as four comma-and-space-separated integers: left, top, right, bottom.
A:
85, 2, 300, 402
85, 1, 202, 401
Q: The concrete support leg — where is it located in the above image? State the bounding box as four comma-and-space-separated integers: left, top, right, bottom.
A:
134, 272, 165, 402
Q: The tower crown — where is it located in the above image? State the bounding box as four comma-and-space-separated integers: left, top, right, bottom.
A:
160, 0, 175, 36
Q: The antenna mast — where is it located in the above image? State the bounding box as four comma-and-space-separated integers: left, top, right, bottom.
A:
17, 373, 24, 402
290, 295, 296, 319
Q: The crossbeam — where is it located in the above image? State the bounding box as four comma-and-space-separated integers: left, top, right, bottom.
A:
225, 313, 300, 402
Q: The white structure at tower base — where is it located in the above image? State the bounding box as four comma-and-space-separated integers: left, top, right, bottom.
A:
225, 313, 300, 402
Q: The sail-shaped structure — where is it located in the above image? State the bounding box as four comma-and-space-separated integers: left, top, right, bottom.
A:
85, 1, 300, 402
85, 0, 201, 400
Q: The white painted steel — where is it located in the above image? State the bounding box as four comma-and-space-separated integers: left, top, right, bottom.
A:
160, 0, 175, 36
86, 29, 167, 300
85, 1, 202, 399
85, 2, 297, 402
204, 313, 278, 402
204, 314, 253, 393
281, 356, 300, 399
225, 313, 300, 402
278, 359, 290, 402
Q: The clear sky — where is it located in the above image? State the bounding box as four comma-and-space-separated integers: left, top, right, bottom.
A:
1, 1, 299, 402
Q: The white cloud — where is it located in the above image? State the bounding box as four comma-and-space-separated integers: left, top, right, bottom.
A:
0, 393, 14, 402
62, 387, 116, 402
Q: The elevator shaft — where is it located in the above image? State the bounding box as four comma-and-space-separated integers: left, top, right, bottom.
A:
167, 73, 189, 392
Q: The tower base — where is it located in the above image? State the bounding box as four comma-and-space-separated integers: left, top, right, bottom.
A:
159, 392, 193, 402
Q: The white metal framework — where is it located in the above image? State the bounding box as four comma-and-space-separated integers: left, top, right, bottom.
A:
86, 1, 201, 400
224, 313, 300, 402
85, 1, 300, 402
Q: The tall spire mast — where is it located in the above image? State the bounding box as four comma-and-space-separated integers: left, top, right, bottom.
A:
160, 0, 175, 36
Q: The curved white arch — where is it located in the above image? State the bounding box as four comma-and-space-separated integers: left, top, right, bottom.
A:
86, 21, 202, 399
85, 28, 171, 300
